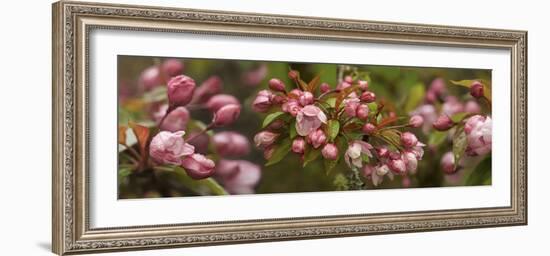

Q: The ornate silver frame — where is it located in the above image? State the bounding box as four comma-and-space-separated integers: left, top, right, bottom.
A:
52, 1, 527, 255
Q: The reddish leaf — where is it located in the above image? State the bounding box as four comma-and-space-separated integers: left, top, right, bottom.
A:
335, 85, 359, 110
307, 74, 321, 92
376, 115, 398, 129
297, 79, 308, 91
129, 121, 150, 161
118, 126, 127, 145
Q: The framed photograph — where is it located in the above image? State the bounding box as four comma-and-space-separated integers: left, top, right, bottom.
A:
52, 1, 527, 255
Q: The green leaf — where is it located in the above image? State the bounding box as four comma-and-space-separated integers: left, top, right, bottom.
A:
361, 154, 370, 163
289, 120, 297, 139
404, 83, 425, 113
452, 126, 468, 169
428, 131, 448, 147
117, 167, 132, 185
450, 112, 470, 123
326, 120, 340, 141
165, 166, 229, 195
265, 138, 292, 166
367, 102, 378, 113
303, 148, 321, 167
465, 156, 492, 186
326, 97, 336, 108
450, 79, 475, 88
262, 111, 286, 128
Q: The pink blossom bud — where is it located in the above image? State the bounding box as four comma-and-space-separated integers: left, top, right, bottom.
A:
402, 151, 418, 173
271, 95, 286, 105
288, 70, 299, 80
181, 153, 216, 179
360, 91, 376, 103
193, 76, 223, 104
213, 132, 250, 157
388, 158, 407, 174
337, 81, 352, 90
139, 66, 161, 91
429, 78, 447, 97
217, 160, 261, 194
389, 151, 401, 160
465, 100, 481, 114
344, 98, 360, 117
440, 151, 456, 174
320, 83, 330, 93
267, 119, 285, 130
254, 131, 279, 149
464, 115, 492, 156
288, 89, 303, 98
409, 115, 424, 128
307, 129, 327, 149
432, 115, 454, 131
400, 132, 419, 148
358, 80, 369, 90
425, 90, 438, 104
161, 58, 184, 78
376, 146, 389, 158
442, 96, 464, 116
149, 131, 194, 165
470, 81, 484, 98
251, 90, 273, 112
242, 64, 267, 86
206, 94, 240, 112
159, 106, 190, 132
344, 75, 353, 83
282, 99, 302, 117
299, 91, 314, 106
268, 78, 286, 92
212, 104, 241, 127
292, 137, 306, 154
263, 146, 275, 160
167, 75, 196, 107
356, 104, 370, 120
362, 123, 377, 135
186, 132, 209, 154
322, 143, 339, 160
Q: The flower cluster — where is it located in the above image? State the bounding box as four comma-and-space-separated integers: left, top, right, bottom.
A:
411, 78, 492, 174
119, 59, 263, 195
148, 73, 242, 179
251, 71, 427, 188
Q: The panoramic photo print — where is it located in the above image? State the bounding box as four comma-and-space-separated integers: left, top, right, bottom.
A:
117, 56, 492, 199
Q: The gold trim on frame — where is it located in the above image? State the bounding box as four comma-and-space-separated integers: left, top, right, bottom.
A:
52, 1, 527, 255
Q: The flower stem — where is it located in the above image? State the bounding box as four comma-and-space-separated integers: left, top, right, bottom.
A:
122, 143, 141, 161
186, 123, 214, 143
